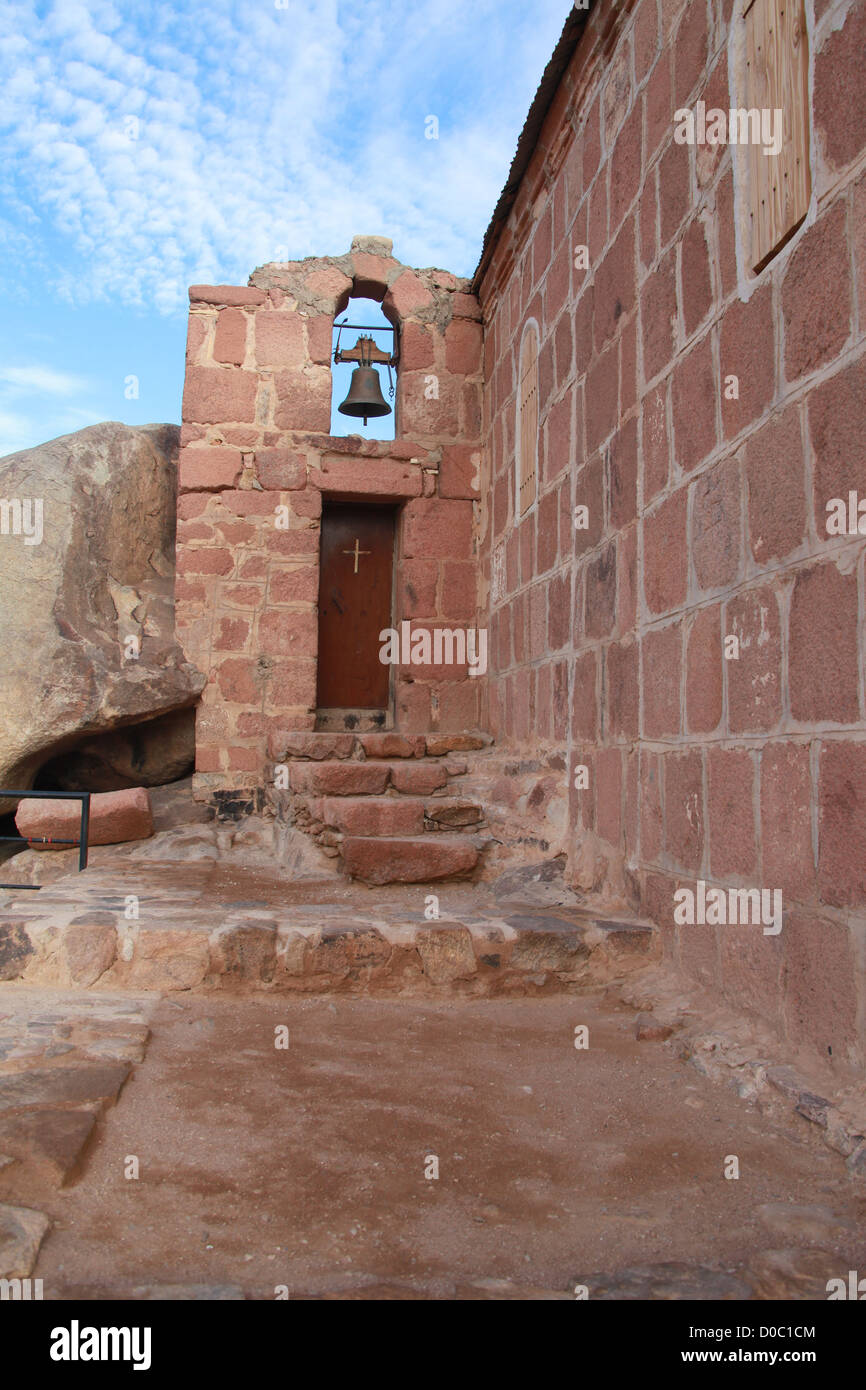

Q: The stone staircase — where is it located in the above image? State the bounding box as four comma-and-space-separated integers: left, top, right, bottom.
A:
267, 730, 494, 884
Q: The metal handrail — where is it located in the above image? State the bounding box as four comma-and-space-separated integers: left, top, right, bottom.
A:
0, 790, 90, 890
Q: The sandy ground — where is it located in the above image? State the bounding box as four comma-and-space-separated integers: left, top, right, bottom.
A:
25, 989, 866, 1300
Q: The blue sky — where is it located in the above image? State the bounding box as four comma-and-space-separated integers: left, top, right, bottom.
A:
0, 0, 572, 456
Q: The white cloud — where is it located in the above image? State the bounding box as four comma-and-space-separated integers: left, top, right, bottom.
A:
0, 363, 99, 455
2, 0, 570, 313
0, 365, 90, 394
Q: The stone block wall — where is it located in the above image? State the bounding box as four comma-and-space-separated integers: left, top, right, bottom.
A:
477, 0, 866, 1072
175, 241, 483, 800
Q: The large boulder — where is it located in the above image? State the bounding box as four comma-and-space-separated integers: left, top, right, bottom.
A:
0, 422, 204, 807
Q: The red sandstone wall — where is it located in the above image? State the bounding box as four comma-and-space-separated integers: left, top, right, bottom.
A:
478, 0, 866, 1071
175, 244, 483, 799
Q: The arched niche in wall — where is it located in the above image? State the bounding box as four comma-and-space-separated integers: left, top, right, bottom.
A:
330, 279, 399, 441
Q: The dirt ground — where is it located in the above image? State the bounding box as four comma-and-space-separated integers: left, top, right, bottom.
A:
26, 989, 866, 1300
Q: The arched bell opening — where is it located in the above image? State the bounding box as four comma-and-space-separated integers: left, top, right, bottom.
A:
330, 292, 398, 441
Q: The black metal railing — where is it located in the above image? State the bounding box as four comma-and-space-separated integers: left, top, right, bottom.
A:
0, 790, 90, 890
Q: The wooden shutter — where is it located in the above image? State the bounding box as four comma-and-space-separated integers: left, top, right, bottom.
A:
518, 327, 538, 516
744, 0, 811, 273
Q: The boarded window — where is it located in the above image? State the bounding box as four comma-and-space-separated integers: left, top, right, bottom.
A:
517, 324, 539, 517
744, 0, 811, 273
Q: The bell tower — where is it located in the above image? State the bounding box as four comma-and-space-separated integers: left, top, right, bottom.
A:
175, 236, 485, 807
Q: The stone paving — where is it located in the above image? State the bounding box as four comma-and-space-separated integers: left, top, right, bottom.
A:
6, 990, 865, 1301
0, 987, 156, 1279
1, 849, 864, 1300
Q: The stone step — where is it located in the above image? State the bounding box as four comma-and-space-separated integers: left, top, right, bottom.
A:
341, 835, 480, 885
423, 798, 484, 830
322, 796, 426, 837
270, 732, 494, 883
423, 734, 491, 755
389, 762, 449, 795
268, 729, 493, 764
269, 731, 355, 762
289, 762, 390, 796
320, 796, 485, 838
0, 878, 659, 995
290, 760, 450, 797
357, 733, 426, 760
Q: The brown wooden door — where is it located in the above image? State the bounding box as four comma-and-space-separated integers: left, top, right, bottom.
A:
316, 503, 395, 710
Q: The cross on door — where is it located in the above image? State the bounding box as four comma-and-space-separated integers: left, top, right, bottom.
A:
342, 538, 371, 574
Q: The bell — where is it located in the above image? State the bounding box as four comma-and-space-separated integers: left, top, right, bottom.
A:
338, 365, 391, 425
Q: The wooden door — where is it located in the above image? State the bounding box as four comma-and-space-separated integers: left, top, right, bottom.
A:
316, 503, 395, 710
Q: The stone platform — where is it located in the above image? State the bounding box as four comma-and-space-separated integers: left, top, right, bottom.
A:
0, 858, 657, 996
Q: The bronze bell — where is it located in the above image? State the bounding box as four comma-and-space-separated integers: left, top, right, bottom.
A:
338, 364, 391, 424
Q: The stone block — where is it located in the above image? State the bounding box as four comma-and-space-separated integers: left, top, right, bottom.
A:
760, 743, 814, 901
685, 604, 722, 734
189, 285, 266, 307
414, 926, 477, 982
691, 456, 741, 591
289, 762, 389, 796
707, 746, 757, 879
254, 311, 305, 368
0, 922, 34, 981
719, 285, 775, 439
179, 447, 242, 492
402, 499, 474, 560
789, 561, 859, 724
127, 930, 210, 991
267, 730, 354, 761
643, 623, 682, 738
16, 788, 154, 849
725, 586, 782, 734
182, 366, 257, 425
210, 922, 277, 982
818, 742, 866, 908
360, 733, 426, 759
643, 487, 688, 614
663, 750, 704, 872
389, 762, 448, 794
255, 450, 306, 490
813, 0, 866, 171
672, 333, 717, 471
309, 457, 422, 497
322, 796, 424, 836
213, 308, 247, 365
63, 921, 117, 987
745, 406, 806, 563
342, 837, 477, 885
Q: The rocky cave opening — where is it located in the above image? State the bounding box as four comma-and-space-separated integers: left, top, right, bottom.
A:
32, 707, 196, 795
